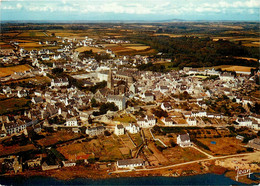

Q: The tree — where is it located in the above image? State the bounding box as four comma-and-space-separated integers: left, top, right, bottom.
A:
52, 68, 64, 75
91, 98, 98, 107
104, 130, 111, 136
152, 107, 168, 118
169, 139, 177, 147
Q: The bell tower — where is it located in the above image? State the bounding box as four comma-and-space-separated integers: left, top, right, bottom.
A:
107, 68, 113, 90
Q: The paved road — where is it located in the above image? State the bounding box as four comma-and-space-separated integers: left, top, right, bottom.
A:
111, 151, 259, 173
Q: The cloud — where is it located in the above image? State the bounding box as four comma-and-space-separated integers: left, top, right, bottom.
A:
1, 0, 259, 20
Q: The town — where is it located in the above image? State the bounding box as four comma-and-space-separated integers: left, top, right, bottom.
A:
0, 23, 259, 183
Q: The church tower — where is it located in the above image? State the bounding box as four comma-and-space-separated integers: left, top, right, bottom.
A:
107, 68, 114, 90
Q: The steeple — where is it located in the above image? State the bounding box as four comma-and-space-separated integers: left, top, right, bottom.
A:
107, 67, 113, 90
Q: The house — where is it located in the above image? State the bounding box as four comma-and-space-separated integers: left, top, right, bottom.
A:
158, 86, 169, 94
0, 130, 6, 138
236, 118, 253, 127
236, 135, 244, 141
248, 138, 260, 150
114, 124, 125, 135
162, 117, 174, 126
177, 133, 192, 147
27, 157, 42, 168
187, 118, 197, 126
183, 111, 192, 118
62, 161, 76, 167
41, 55, 50, 61
31, 97, 44, 104
42, 162, 60, 171
161, 102, 172, 111
85, 126, 105, 136
191, 111, 207, 117
33, 124, 42, 133
17, 90, 28, 98
137, 115, 156, 128
107, 95, 126, 110
144, 93, 154, 103
51, 77, 69, 87
3, 86, 12, 94
125, 123, 140, 134
252, 123, 260, 131
65, 117, 78, 127
2, 122, 26, 135
219, 72, 234, 81
117, 158, 144, 169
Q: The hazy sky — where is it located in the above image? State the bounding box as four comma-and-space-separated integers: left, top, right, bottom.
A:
1, 0, 260, 21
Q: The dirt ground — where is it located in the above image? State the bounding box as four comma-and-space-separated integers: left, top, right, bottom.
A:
215, 151, 260, 171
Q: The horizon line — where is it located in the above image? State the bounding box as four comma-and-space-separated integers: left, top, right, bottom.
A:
1, 19, 259, 23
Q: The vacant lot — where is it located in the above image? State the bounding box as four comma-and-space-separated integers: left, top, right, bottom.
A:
198, 137, 247, 156
0, 65, 32, 77
0, 98, 30, 115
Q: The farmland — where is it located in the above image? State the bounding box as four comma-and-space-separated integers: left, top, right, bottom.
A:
0, 98, 30, 115
0, 143, 36, 157
36, 131, 82, 147
197, 137, 247, 156
75, 46, 105, 53
0, 64, 32, 77
202, 65, 256, 73
57, 135, 132, 162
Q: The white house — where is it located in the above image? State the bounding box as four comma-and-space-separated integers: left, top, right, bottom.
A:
191, 111, 207, 117
252, 123, 260, 130
144, 93, 154, 102
177, 133, 192, 147
236, 118, 253, 127
62, 161, 76, 167
51, 77, 69, 87
2, 122, 26, 135
161, 102, 172, 111
187, 118, 197, 126
137, 115, 156, 128
162, 117, 174, 126
17, 90, 28, 98
97, 71, 109, 81
107, 95, 126, 110
85, 126, 105, 136
114, 124, 125, 135
220, 72, 234, 81
65, 117, 78, 127
125, 123, 140, 134
117, 158, 144, 169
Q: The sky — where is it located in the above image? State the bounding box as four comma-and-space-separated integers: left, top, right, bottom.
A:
1, 0, 260, 21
